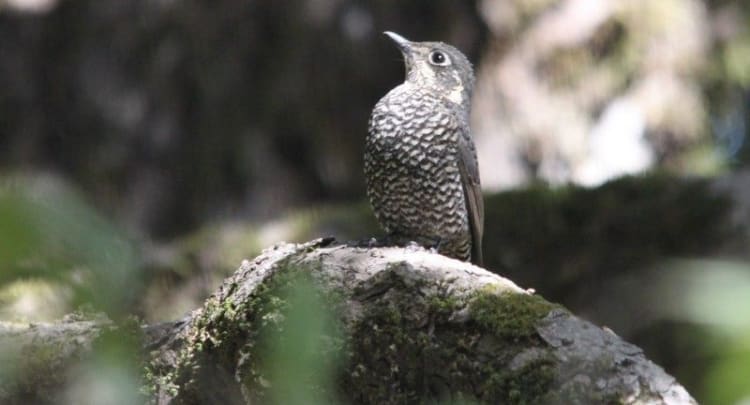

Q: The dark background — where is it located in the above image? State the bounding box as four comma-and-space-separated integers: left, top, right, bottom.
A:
0, 0, 749, 403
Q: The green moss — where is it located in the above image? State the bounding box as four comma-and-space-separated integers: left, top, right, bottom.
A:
428, 292, 462, 314
464, 289, 559, 403
470, 288, 559, 340
345, 279, 560, 404
480, 356, 556, 404
149, 257, 346, 403
146, 269, 277, 399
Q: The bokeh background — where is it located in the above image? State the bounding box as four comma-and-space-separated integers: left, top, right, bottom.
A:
0, 0, 749, 403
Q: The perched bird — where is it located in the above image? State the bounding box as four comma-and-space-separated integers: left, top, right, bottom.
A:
364, 31, 484, 265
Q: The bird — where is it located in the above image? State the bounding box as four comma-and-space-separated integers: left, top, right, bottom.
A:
364, 31, 484, 265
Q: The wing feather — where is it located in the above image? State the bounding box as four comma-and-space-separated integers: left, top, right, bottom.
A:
457, 129, 484, 266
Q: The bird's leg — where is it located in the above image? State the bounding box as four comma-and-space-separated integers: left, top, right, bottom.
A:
428, 236, 443, 254
385, 233, 430, 252
365, 235, 403, 250
380, 233, 443, 254
383, 233, 408, 247
406, 235, 443, 253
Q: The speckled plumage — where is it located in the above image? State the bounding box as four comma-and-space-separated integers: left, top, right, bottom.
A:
365, 32, 484, 265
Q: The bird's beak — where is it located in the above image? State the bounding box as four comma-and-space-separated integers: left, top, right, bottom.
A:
384, 31, 414, 57
384, 31, 415, 74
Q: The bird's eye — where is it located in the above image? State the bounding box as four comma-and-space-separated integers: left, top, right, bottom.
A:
429, 50, 450, 66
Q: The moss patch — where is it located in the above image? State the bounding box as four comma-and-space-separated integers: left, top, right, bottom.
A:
151, 257, 345, 403
345, 281, 559, 403
480, 356, 556, 404
470, 288, 560, 340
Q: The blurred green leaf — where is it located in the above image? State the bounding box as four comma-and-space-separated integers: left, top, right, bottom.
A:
658, 259, 750, 404
0, 175, 142, 317
0, 192, 42, 277
260, 275, 343, 405
703, 332, 750, 405
724, 35, 750, 88
63, 321, 144, 405
64, 357, 142, 405
663, 259, 750, 336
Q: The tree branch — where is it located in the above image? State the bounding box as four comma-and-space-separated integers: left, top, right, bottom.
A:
145, 238, 695, 404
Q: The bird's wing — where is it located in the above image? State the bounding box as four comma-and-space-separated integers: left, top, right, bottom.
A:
457, 128, 484, 266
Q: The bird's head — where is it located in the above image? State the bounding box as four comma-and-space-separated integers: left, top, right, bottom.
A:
384, 31, 475, 107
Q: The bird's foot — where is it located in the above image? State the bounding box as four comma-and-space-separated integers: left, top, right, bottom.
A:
360, 235, 406, 249
405, 240, 423, 253
428, 237, 443, 254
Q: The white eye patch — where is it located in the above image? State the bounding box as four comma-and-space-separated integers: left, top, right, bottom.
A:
428, 50, 451, 66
